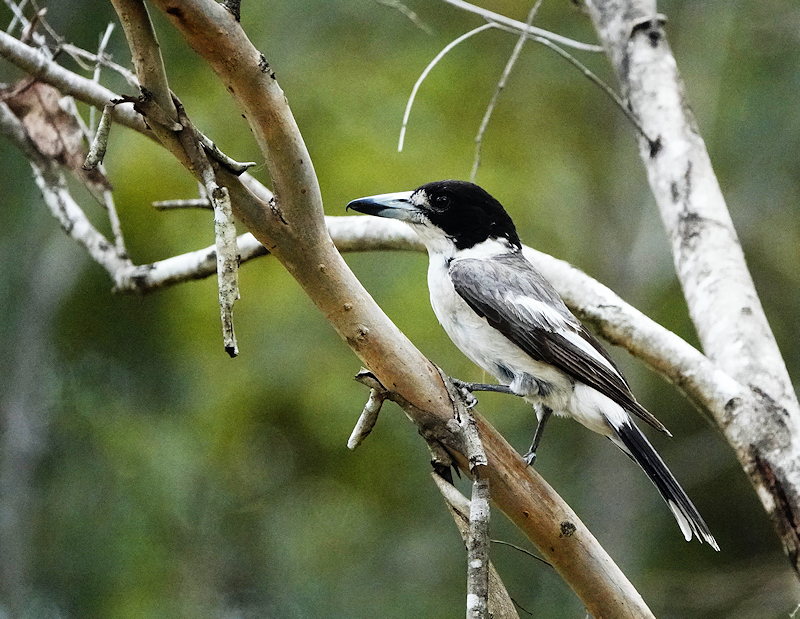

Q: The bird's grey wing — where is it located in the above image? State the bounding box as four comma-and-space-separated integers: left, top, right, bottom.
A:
450, 256, 669, 435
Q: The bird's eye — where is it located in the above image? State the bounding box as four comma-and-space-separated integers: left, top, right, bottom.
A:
431, 194, 450, 211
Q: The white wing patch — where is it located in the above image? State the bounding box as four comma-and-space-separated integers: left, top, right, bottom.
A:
506, 295, 623, 379
507, 295, 572, 332
560, 329, 619, 375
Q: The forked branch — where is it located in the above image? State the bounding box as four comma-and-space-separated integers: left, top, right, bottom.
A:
144, 0, 656, 615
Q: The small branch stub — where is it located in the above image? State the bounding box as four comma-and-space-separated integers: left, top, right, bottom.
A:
351, 369, 390, 449
198, 132, 256, 175
348, 386, 386, 449
211, 184, 240, 357
82, 103, 113, 171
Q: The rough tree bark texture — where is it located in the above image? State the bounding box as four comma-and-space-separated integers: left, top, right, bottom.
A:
585, 0, 800, 572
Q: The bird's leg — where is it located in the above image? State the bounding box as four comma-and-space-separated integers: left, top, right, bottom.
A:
523, 406, 553, 466
451, 379, 515, 394
451, 379, 515, 395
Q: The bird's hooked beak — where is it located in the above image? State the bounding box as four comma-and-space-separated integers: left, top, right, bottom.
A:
346, 191, 419, 222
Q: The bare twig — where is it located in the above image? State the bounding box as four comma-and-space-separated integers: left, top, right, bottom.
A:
490, 539, 550, 567
110, 0, 175, 121
437, 366, 488, 472
101, 187, 127, 257
5, 0, 28, 35
61, 41, 140, 90
374, 0, 433, 34
433, 474, 520, 619
0, 29, 254, 175
114, 232, 265, 294
0, 29, 150, 133
197, 131, 256, 175
398, 23, 494, 152
0, 100, 132, 284
89, 23, 115, 131
54, 94, 126, 256
441, 0, 604, 52
173, 100, 240, 357
152, 197, 212, 210
490, 21, 656, 148
471, 1, 543, 182
211, 182, 240, 356
402, 8, 653, 158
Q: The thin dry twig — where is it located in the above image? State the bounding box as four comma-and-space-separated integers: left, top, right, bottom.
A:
152, 197, 212, 210
348, 383, 387, 449
491, 21, 657, 148
398, 23, 493, 152
400, 7, 654, 157
470, 1, 543, 182
173, 100, 241, 357
5, 0, 30, 35
89, 23, 115, 130
374, 0, 432, 34
442, 0, 604, 52
433, 474, 520, 619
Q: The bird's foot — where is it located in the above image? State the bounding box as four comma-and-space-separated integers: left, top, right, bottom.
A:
460, 386, 479, 409
522, 449, 537, 467
448, 379, 475, 409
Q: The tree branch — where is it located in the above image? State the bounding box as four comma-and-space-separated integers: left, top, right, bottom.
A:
433, 474, 520, 619
0, 29, 149, 135
143, 0, 656, 615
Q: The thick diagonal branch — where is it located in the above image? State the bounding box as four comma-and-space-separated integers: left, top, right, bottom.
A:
146, 0, 655, 615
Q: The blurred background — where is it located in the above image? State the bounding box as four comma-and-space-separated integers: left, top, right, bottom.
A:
1, 0, 799, 617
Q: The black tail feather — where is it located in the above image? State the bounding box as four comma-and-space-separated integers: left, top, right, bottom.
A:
612, 420, 719, 551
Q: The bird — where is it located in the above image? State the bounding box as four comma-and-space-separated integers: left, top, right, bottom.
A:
347, 179, 718, 550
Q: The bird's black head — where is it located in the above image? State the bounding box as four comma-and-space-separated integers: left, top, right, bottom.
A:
347, 180, 521, 252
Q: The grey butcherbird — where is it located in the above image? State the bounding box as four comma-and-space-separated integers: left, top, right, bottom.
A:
347, 179, 718, 550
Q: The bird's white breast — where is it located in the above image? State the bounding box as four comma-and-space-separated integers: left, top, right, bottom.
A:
426, 252, 570, 401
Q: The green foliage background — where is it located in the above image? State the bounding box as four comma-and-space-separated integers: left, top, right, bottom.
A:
1, 1, 799, 617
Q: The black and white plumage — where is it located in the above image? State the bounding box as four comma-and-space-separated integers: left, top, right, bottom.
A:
347, 179, 718, 550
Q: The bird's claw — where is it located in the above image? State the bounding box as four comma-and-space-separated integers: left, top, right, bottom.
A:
459, 387, 478, 409
522, 450, 537, 467
450, 378, 478, 409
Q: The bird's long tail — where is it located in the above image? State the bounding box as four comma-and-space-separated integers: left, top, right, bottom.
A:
612, 420, 719, 551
